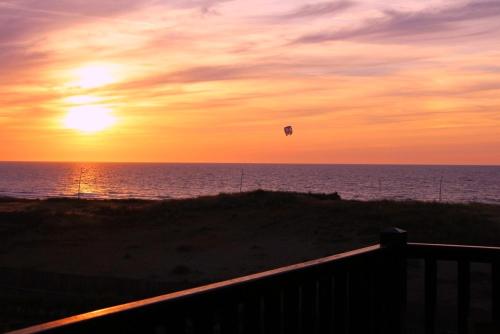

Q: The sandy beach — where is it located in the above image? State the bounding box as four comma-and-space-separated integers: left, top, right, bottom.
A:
1, 190, 500, 331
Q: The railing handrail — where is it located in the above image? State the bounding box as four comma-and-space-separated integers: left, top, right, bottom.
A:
7, 244, 381, 334
409, 242, 500, 251
10, 237, 500, 334
407, 242, 500, 262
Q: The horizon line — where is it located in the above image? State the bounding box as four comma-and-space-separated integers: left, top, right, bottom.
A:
1, 160, 499, 167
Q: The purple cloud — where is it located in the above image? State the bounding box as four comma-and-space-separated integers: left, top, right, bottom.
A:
163, 0, 233, 14
0, 0, 149, 46
258, 1, 354, 24
109, 55, 427, 95
278, 1, 354, 19
294, 1, 500, 44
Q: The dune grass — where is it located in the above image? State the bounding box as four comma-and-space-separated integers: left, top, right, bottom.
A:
1, 189, 499, 244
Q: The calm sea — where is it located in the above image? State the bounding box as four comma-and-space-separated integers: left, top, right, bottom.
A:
0, 162, 499, 203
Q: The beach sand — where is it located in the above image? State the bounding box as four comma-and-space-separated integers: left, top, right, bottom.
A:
1, 190, 500, 331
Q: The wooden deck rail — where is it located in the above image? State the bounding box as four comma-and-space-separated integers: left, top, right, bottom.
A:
406, 242, 500, 334
7, 228, 500, 334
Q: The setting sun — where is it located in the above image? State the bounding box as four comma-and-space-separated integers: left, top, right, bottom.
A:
64, 106, 116, 133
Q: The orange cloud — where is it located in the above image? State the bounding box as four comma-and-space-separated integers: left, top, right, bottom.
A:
1, 0, 500, 164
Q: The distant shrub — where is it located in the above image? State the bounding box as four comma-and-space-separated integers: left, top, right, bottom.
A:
45, 197, 79, 202
306, 192, 341, 201
0, 197, 30, 202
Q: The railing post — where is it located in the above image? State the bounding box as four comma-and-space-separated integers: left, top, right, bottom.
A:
380, 227, 407, 249
380, 227, 407, 334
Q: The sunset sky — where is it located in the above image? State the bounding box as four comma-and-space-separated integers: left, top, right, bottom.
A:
1, 0, 500, 164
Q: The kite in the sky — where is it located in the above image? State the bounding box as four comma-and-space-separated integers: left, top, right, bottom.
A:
284, 125, 293, 136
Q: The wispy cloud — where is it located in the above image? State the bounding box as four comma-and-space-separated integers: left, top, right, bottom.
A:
273, 1, 354, 20
165, 0, 233, 14
294, 1, 500, 44
0, 1, 145, 19
0, 0, 151, 47
110, 57, 417, 93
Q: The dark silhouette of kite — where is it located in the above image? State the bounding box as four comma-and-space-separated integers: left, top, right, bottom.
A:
284, 125, 293, 136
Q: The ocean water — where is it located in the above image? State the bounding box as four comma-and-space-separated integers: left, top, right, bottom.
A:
0, 162, 499, 203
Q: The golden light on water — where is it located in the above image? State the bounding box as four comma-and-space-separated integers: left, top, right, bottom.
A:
64, 105, 116, 133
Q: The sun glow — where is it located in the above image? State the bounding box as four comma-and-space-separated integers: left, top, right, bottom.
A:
73, 64, 118, 89
65, 95, 102, 104
64, 105, 116, 133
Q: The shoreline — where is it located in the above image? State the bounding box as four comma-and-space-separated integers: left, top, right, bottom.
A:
1, 192, 500, 205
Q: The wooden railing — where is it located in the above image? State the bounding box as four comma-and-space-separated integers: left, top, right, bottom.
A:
407, 242, 500, 334
7, 228, 500, 334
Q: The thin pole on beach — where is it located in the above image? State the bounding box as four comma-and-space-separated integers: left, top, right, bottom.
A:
239, 169, 244, 192
439, 176, 443, 202
78, 168, 83, 200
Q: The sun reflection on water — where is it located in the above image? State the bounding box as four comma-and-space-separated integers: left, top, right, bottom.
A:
67, 165, 104, 199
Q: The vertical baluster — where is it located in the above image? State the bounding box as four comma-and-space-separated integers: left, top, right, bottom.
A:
301, 278, 317, 334
368, 254, 383, 334
165, 315, 187, 334
333, 270, 349, 334
144, 305, 187, 334
457, 260, 470, 334
262, 288, 282, 334
349, 259, 371, 334
241, 295, 262, 334
192, 316, 215, 334
283, 282, 301, 334
425, 258, 437, 334
219, 302, 240, 334
317, 274, 334, 334
348, 265, 362, 334
191, 301, 215, 334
